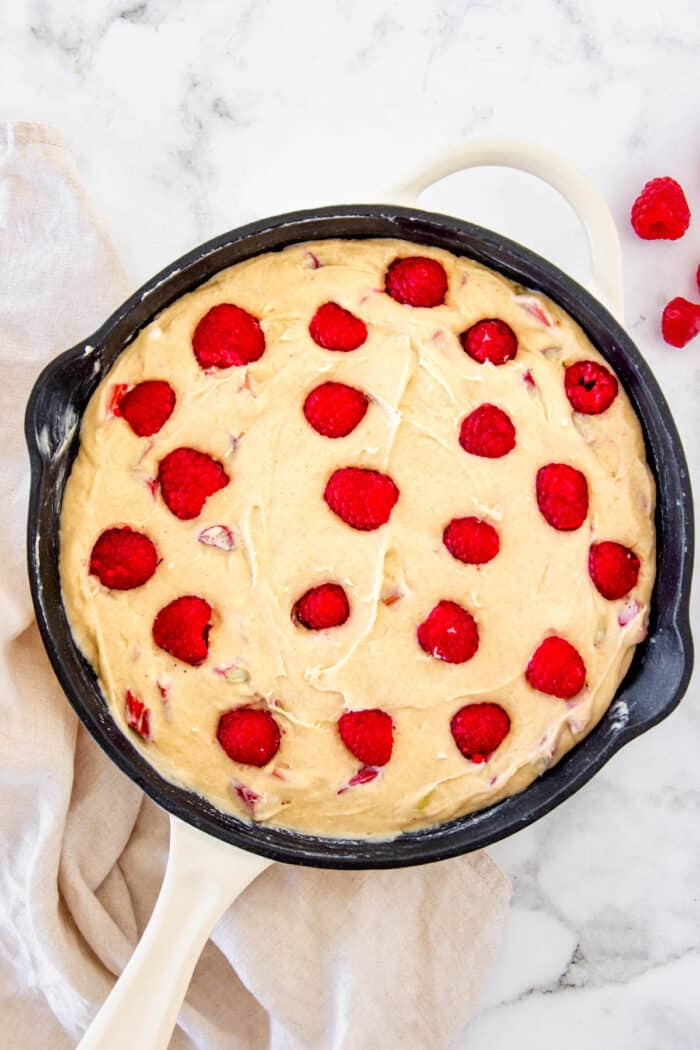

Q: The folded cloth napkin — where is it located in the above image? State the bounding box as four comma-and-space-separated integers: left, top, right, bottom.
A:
0, 122, 511, 1050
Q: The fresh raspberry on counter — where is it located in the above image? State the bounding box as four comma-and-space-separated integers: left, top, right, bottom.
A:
303, 381, 369, 438
564, 360, 619, 414
125, 690, 152, 741
450, 703, 510, 762
293, 583, 350, 629
217, 708, 281, 766
460, 318, 518, 365
589, 541, 641, 600
459, 403, 516, 458
630, 177, 690, 240
324, 466, 399, 530
526, 636, 586, 699
192, 303, 265, 369
417, 599, 479, 664
385, 256, 447, 307
309, 302, 368, 351
536, 463, 589, 531
661, 297, 700, 348
152, 595, 213, 665
443, 516, 500, 564
89, 526, 159, 589
118, 380, 176, 436
157, 447, 229, 520
338, 708, 394, 766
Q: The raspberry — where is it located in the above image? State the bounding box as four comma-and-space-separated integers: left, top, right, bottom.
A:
108, 383, 129, 416
233, 783, 260, 810
536, 463, 588, 531
198, 524, 236, 551
526, 636, 586, 699
217, 708, 281, 767
324, 467, 399, 530
450, 703, 510, 763
661, 297, 700, 348
459, 404, 516, 458
443, 517, 500, 564
125, 689, 151, 741
589, 541, 640, 600
89, 527, 159, 589
337, 766, 380, 793
460, 319, 518, 365
118, 380, 176, 436
192, 303, 265, 369
158, 447, 229, 520
303, 381, 369, 438
309, 302, 367, 351
385, 256, 447, 307
152, 595, 213, 665
293, 583, 350, 629
630, 177, 690, 240
338, 708, 393, 766
417, 600, 479, 664
564, 360, 619, 414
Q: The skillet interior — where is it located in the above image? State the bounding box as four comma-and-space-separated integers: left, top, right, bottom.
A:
25, 205, 694, 868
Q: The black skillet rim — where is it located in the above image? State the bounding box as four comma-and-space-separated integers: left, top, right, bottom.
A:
25, 205, 695, 869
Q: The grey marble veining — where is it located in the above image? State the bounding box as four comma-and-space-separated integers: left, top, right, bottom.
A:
2, 0, 698, 1046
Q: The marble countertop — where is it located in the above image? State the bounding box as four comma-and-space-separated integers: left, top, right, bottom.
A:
3, 0, 698, 1045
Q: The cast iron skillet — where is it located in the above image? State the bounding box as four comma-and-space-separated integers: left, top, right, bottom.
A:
26, 200, 694, 869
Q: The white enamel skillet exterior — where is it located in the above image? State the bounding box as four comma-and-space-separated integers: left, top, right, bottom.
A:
76, 139, 624, 1049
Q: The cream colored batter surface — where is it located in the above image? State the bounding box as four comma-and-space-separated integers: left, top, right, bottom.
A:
60, 238, 655, 838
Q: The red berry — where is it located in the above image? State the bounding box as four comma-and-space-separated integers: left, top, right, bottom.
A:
152, 595, 213, 665
217, 708, 281, 767
459, 404, 516, 458
443, 517, 500, 565
125, 689, 151, 741
630, 177, 690, 240
589, 541, 640, 600
564, 360, 619, 414
536, 463, 588, 531
337, 766, 380, 793
309, 302, 367, 351
417, 600, 479, 664
696, 264, 700, 294
293, 583, 350, 629
460, 319, 518, 365
661, 297, 700, 348
118, 380, 176, 436
526, 636, 586, 699
198, 524, 236, 551
158, 447, 229, 520
450, 703, 510, 763
303, 381, 369, 438
89, 527, 159, 589
338, 708, 394, 766
324, 467, 399, 531
108, 383, 129, 416
192, 303, 265, 369
385, 256, 447, 307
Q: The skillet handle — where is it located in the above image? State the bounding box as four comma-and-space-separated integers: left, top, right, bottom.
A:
77, 816, 271, 1050
387, 137, 624, 323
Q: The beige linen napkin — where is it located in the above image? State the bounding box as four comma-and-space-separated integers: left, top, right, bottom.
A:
0, 121, 510, 1050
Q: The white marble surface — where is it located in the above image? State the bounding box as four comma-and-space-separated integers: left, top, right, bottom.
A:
3, 0, 699, 1045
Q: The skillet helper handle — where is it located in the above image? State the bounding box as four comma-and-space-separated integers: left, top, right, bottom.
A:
77, 816, 271, 1050
388, 137, 624, 322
